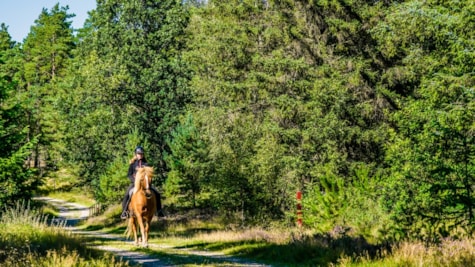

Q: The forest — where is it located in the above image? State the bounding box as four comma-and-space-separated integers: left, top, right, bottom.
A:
0, 0, 474, 244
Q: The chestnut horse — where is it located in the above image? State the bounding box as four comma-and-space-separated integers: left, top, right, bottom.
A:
126, 166, 157, 247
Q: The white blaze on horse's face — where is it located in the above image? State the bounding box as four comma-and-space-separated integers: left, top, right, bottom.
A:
145, 175, 150, 190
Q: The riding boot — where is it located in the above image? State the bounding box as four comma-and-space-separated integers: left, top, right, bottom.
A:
120, 211, 128, 219
151, 187, 163, 217
121, 184, 134, 219
121, 194, 130, 219
121, 201, 129, 219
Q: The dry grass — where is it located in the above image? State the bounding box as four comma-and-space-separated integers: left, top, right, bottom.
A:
153, 218, 475, 267
80, 205, 475, 266
83, 204, 123, 230
336, 237, 475, 267
19, 247, 128, 267
191, 227, 290, 244
389, 238, 475, 267
0, 201, 129, 267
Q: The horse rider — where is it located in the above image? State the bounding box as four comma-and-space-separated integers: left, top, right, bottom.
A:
120, 146, 161, 219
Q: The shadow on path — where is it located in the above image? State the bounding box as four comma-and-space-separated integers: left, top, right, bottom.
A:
35, 197, 90, 227
35, 197, 272, 267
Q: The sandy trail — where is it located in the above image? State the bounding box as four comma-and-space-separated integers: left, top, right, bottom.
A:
37, 197, 272, 267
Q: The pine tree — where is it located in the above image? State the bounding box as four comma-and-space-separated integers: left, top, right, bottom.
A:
164, 114, 210, 208
20, 4, 75, 170
0, 27, 39, 206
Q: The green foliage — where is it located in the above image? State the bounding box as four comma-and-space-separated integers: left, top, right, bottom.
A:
94, 158, 129, 205
0, 57, 39, 207
184, 0, 389, 223
94, 128, 149, 204
56, 50, 130, 184
22, 4, 75, 83
0, 141, 39, 207
186, 0, 304, 219
164, 114, 210, 209
385, 87, 475, 240
0, 23, 19, 79
84, 0, 192, 182
16, 4, 75, 170
303, 166, 391, 241
2, 0, 475, 244
375, 0, 475, 240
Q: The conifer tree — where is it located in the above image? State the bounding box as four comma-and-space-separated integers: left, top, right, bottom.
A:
374, 0, 475, 238
0, 27, 39, 207
164, 114, 210, 209
0, 24, 17, 78
20, 4, 75, 170
184, 0, 391, 221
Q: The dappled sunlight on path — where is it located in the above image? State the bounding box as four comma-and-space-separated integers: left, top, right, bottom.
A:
36, 197, 273, 267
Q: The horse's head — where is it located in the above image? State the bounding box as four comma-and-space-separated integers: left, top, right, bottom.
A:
134, 166, 154, 198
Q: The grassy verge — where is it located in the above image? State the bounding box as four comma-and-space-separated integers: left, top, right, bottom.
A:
26, 191, 475, 267
90, 210, 475, 267
45, 188, 97, 207
338, 239, 475, 267
145, 225, 474, 266
0, 201, 131, 267
145, 221, 381, 266
39, 167, 96, 207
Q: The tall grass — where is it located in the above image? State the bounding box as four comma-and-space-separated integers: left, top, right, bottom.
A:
380, 239, 473, 267
0, 201, 129, 267
335, 238, 475, 267
148, 217, 382, 266
77, 205, 475, 266
143, 214, 475, 267
179, 229, 475, 266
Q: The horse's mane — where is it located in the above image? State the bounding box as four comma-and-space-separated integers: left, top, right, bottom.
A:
134, 166, 154, 192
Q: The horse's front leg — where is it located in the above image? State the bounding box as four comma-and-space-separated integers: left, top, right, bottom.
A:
143, 219, 150, 247
129, 217, 138, 245
136, 214, 146, 247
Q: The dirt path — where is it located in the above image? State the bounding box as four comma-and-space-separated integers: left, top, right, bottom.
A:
34, 197, 90, 226
38, 197, 272, 267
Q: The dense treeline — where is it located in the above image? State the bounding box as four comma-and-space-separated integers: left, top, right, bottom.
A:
0, 0, 473, 243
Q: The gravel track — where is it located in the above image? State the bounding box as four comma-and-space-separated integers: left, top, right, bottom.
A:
37, 197, 272, 267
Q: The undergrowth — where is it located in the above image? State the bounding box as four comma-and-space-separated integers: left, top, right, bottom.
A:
139, 212, 475, 267
9, 196, 472, 267
0, 201, 129, 267
336, 238, 475, 266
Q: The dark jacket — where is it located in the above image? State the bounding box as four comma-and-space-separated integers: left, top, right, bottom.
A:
127, 159, 148, 183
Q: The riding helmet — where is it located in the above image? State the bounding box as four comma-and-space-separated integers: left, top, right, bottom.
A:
135, 146, 145, 154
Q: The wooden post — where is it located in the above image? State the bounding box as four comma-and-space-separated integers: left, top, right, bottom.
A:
297, 191, 302, 227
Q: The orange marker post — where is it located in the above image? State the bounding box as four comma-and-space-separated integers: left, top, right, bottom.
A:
296, 191, 302, 227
